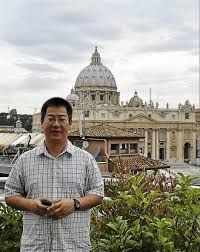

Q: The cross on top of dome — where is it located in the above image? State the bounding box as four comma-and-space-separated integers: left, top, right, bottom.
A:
91, 46, 102, 65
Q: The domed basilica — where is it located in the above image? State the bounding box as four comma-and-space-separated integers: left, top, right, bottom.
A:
32, 47, 199, 162
68, 46, 119, 107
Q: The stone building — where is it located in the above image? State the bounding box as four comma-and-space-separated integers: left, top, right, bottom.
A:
32, 47, 198, 162
69, 123, 169, 173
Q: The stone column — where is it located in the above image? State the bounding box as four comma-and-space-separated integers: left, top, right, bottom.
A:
155, 129, 159, 159
191, 131, 197, 160
177, 129, 183, 161
144, 129, 148, 157
117, 92, 120, 105
152, 129, 156, 159
80, 93, 84, 103
113, 93, 116, 105
97, 92, 100, 103
106, 92, 109, 104
166, 129, 170, 161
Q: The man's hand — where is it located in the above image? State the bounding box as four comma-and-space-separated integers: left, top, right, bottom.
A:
47, 198, 75, 219
31, 197, 49, 216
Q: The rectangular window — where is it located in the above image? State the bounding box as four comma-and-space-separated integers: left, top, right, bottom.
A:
130, 143, 137, 154
110, 144, 118, 154
73, 140, 83, 148
185, 113, 189, 119
100, 95, 104, 101
119, 143, 128, 154
91, 94, 95, 100
113, 113, 119, 118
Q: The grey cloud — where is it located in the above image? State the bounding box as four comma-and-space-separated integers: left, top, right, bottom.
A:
0, 0, 120, 44
0, 0, 124, 60
0, 76, 67, 95
18, 75, 67, 92
85, 23, 123, 41
134, 27, 198, 53
13, 41, 93, 63
15, 62, 63, 73
0, 0, 196, 62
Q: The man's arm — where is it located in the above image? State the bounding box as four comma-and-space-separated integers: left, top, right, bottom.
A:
46, 194, 103, 219
5, 195, 49, 215
4, 156, 47, 215
79, 194, 103, 210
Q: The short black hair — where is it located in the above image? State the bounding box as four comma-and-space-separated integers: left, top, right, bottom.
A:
41, 97, 73, 123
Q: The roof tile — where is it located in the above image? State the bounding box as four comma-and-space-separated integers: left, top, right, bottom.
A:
70, 123, 141, 138
109, 154, 168, 171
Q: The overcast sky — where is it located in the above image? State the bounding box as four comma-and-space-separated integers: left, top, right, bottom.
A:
0, 0, 199, 114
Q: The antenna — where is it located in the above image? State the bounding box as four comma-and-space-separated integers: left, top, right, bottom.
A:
149, 88, 152, 105
27, 107, 40, 114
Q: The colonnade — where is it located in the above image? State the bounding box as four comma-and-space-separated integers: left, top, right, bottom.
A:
143, 129, 196, 161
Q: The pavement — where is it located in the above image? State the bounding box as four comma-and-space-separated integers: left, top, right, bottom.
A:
161, 161, 200, 186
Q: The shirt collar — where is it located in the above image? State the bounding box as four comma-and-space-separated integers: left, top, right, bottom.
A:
35, 140, 75, 157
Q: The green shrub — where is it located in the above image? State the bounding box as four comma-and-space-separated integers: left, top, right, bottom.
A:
1, 172, 199, 251
0, 202, 22, 252
91, 172, 200, 252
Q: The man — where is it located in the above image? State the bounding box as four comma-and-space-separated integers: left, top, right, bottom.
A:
5, 97, 104, 251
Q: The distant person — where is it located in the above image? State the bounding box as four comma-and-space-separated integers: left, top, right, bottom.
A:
27, 134, 31, 148
5, 97, 104, 251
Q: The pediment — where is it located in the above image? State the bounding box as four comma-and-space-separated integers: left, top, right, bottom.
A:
126, 113, 157, 123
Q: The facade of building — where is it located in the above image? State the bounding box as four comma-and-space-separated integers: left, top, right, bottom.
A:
69, 123, 168, 173
32, 47, 198, 162
0, 118, 27, 133
69, 123, 143, 172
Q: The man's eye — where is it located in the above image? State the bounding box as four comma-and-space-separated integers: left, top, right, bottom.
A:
45, 116, 67, 123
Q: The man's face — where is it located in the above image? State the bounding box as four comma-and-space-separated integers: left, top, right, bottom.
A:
41, 106, 71, 143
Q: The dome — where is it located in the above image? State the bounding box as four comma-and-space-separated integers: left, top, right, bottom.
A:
75, 47, 117, 90
128, 91, 143, 107
15, 117, 22, 128
66, 89, 79, 103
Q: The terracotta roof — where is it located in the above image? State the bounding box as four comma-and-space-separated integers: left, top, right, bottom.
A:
109, 154, 169, 172
69, 123, 141, 138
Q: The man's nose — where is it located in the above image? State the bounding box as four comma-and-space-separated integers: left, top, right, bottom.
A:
52, 118, 61, 126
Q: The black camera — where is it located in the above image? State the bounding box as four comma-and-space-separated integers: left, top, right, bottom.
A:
41, 199, 52, 206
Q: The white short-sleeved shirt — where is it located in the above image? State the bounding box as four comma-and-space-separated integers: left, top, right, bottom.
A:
5, 141, 104, 252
